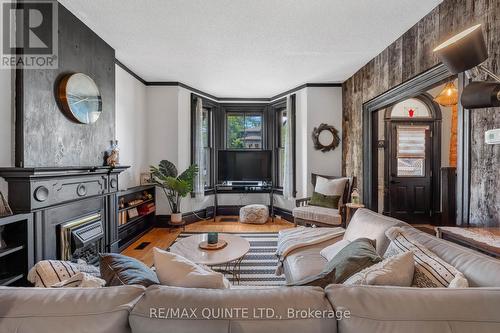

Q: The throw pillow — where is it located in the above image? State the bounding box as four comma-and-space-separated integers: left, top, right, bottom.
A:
343, 251, 415, 286
384, 227, 469, 288
99, 253, 160, 287
153, 247, 230, 289
51, 272, 106, 288
320, 239, 351, 261
286, 268, 336, 288
27, 260, 102, 288
309, 191, 341, 209
290, 238, 381, 288
314, 176, 348, 205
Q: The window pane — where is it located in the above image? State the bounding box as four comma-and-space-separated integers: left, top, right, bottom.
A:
278, 148, 285, 187
397, 158, 424, 177
244, 115, 262, 149
279, 109, 287, 148
227, 114, 245, 148
226, 114, 262, 149
202, 108, 209, 148
397, 126, 426, 158
203, 147, 210, 187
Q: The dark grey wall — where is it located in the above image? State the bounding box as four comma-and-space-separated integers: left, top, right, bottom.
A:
16, 2, 115, 167
342, 0, 500, 226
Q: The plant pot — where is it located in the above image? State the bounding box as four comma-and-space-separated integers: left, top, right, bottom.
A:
171, 213, 183, 224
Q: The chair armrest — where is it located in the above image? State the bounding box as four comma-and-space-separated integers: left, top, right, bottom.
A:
295, 197, 311, 207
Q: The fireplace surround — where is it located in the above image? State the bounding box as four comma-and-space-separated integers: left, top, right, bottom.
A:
0, 166, 128, 266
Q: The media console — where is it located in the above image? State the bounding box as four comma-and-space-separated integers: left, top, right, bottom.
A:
214, 182, 274, 221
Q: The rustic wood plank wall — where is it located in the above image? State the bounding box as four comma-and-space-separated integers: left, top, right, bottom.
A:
342, 0, 500, 226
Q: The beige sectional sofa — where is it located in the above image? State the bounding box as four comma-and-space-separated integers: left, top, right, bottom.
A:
1, 209, 500, 333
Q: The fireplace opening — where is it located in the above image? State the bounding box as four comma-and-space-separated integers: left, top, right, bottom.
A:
59, 213, 104, 265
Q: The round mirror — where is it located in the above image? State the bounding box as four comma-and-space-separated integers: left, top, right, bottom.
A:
57, 73, 102, 124
312, 123, 340, 152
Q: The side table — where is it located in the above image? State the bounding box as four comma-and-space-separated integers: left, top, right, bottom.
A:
345, 203, 365, 226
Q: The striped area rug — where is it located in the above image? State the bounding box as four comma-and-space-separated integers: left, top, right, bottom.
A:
170, 232, 285, 287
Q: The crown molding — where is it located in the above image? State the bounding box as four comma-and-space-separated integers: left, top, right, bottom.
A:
115, 59, 342, 102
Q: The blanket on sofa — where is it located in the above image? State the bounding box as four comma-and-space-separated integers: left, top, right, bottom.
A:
275, 226, 345, 275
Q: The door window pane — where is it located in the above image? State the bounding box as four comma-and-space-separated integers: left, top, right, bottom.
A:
397, 158, 424, 176
397, 126, 427, 177
226, 113, 262, 149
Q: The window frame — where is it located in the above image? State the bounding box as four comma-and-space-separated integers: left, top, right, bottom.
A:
191, 94, 218, 191
271, 95, 296, 194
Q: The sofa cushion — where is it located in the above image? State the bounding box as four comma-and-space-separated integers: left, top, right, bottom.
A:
325, 284, 500, 333
130, 285, 337, 333
384, 227, 468, 288
293, 205, 341, 225
344, 208, 405, 255
100, 253, 160, 287
0, 285, 144, 333
153, 247, 230, 289
396, 226, 500, 287
344, 251, 415, 286
283, 237, 342, 284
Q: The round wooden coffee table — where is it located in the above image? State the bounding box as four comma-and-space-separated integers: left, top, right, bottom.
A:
169, 233, 250, 284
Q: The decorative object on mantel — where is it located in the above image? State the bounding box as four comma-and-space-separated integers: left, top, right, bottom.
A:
434, 81, 459, 167
104, 140, 120, 167
150, 160, 198, 224
433, 24, 500, 109
57, 73, 103, 124
140, 172, 153, 185
0, 191, 12, 217
312, 123, 340, 152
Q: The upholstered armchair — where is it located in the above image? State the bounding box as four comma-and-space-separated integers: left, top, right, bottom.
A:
293, 174, 356, 228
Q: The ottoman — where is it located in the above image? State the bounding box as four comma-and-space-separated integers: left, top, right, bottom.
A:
239, 204, 269, 224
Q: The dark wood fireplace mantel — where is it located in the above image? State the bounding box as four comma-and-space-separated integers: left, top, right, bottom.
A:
0, 166, 130, 263
0, 166, 129, 213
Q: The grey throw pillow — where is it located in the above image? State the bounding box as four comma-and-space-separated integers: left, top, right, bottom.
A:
99, 253, 159, 287
289, 238, 381, 288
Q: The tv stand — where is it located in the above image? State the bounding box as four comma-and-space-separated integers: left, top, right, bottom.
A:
214, 182, 274, 221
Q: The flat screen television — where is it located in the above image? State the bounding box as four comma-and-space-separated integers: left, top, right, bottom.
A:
218, 150, 272, 182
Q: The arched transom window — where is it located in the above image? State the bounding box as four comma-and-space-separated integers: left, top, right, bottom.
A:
390, 98, 431, 119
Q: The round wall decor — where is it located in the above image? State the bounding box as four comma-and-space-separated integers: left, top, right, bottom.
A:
312, 123, 340, 152
57, 73, 102, 124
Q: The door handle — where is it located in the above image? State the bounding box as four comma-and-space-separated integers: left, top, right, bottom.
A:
390, 180, 400, 184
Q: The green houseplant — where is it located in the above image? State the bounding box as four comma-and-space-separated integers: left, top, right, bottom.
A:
150, 160, 198, 224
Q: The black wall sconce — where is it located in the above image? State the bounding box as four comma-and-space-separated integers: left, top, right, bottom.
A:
433, 24, 500, 109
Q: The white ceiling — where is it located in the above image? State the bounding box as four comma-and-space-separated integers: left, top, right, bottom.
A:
58, 0, 442, 98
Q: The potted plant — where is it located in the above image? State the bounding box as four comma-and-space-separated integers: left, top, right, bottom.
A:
150, 160, 198, 224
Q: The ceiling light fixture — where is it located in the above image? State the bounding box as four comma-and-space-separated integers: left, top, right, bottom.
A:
433, 24, 500, 109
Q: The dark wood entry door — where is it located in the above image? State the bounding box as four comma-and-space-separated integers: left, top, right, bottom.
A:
388, 123, 432, 222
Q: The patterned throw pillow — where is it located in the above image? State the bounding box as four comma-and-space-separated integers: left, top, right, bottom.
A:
309, 191, 341, 209
384, 227, 469, 288
343, 251, 415, 286
27, 260, 101, 287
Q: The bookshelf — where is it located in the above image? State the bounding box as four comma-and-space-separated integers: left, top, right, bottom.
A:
116, 186, 156, 252
0, 214, 33, 286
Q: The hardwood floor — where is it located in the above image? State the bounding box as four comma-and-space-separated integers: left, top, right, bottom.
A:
122, 216, 294, 267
